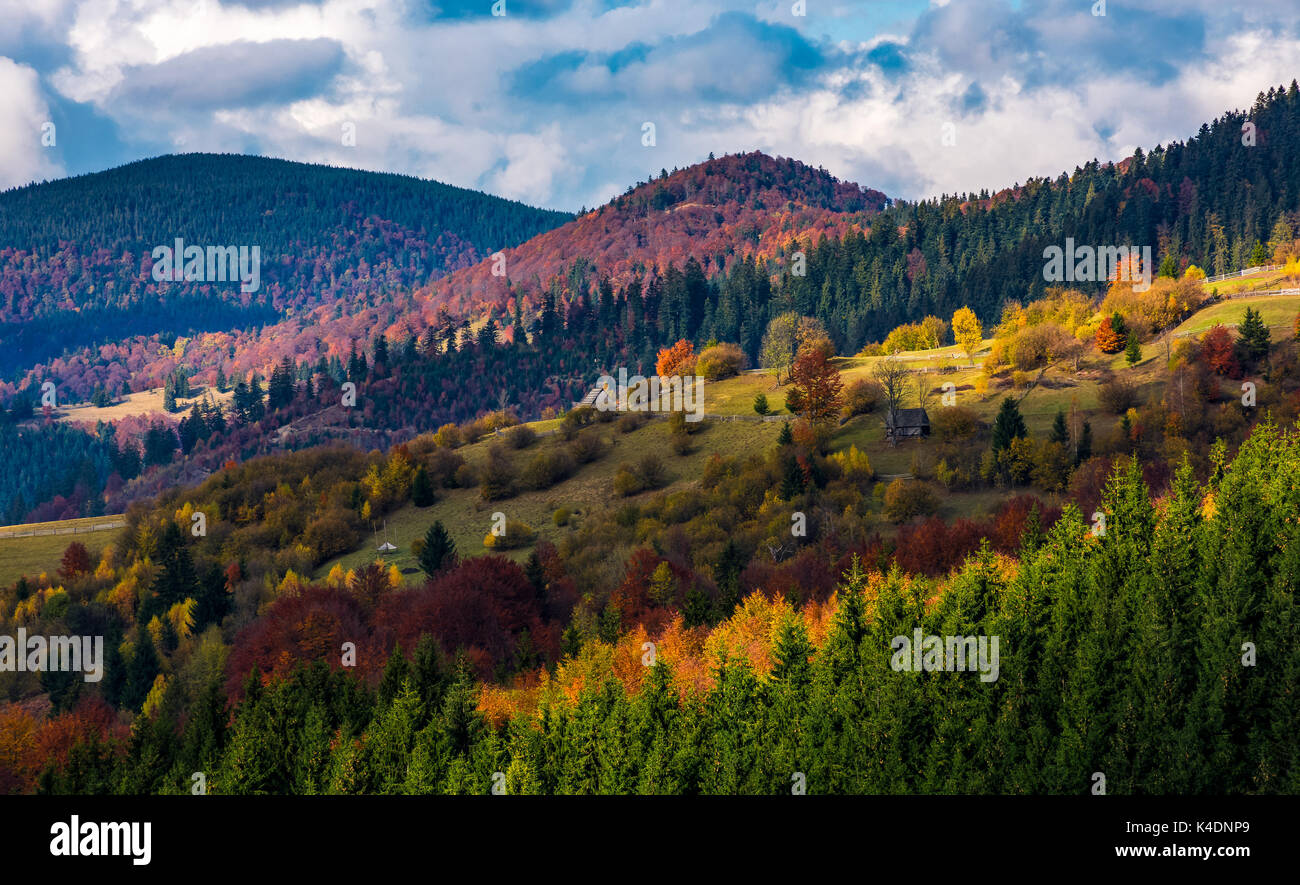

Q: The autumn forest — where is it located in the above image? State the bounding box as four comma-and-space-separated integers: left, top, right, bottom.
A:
3, 84, 1300, 800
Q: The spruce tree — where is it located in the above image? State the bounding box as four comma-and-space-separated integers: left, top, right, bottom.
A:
122, 628, 161, 712
523, 551, 546, 603
991, 396, 1028, 452
1125, 334, 1142, 367
713, 540, 744, 618
411, 635, 447, 717
1019, 502, 1044, 553
419, 521, 456, 578
1050, 408, 1069, 445
1238, 306, 1271, 365
411, 465, 435, 507
378, 644, 410, 710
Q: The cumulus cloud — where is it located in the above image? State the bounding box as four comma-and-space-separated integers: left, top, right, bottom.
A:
13, 0, 1300, 209
0, 56, 64, 189
110, 38, 345, 110
511, 12, 825, 104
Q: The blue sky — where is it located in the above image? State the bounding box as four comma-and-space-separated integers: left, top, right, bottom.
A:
1, 0, 1297, 210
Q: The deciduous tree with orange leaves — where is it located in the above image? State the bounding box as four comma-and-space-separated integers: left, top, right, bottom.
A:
655, 339, 697, 377
789, 345, 844, 427
1094, 315, 1126, 353
59, 542, 92, 580
1199, 324, 1240, 377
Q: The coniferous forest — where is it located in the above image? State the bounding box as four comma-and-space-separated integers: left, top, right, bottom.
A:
21, 425, 1300, 796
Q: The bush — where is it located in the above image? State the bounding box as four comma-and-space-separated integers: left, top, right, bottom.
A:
478, 446, 516, 501
842, 378, 880, 417
568, 430, 606, 464
930, 406, 980, 441
433, 423, 462, 449
1099, 377, 1138, 414
483, 519, 536, 550
829, 445, 873, 482
453, 463, 478, 488
459, 418, 489, 445
615, 454, 668, 496
425, 447, 465, 487
506, 424, 537, 449
667, 409, 700, 436
1008, 322, 1071, 370
883, 479, 940, 523
637, 454, 667, 489
521, 449, 575, 490
696, 342, 747, 380
553, 507, 570, 526
613, 465, 643, 497
484, 409, 520, 431
303, 512, 360, 563
44, 591, 70, 620
561, 405, 597, 440
617, 412, 644, 433
670, 431, 692, 455
934, 458, 972, 491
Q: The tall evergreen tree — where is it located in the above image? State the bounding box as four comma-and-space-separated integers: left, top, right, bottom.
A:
991, 396, 1028, 452
419, 521, 457, 578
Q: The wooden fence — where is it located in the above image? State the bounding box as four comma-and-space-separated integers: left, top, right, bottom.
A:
0, 520, 126, 541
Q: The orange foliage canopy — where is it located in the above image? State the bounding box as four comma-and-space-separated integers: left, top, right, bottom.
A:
789, 346, 844, 426
1094, 316, 1125, 353
1199, 324, 1240, 377
655, 339, 697, 377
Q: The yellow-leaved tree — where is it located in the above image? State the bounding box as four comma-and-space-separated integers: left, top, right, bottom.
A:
952, 306, 983, 366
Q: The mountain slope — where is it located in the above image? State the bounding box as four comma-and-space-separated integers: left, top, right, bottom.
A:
415, 151, 890, 320
0, 154, 571, 386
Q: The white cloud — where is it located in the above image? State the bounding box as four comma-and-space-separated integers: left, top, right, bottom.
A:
0, 57, 64, 189
15, 0, 1300, 209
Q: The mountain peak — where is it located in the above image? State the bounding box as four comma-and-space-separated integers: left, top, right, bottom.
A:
604, 150, 888, 215
417, 151, 889, 322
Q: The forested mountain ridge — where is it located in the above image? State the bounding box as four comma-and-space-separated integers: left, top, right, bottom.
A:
411, 81, 1300, 360
717, 81, 1300, 355
1, 153, 571, 388
8, 83, 1300, 406
414, 151, 890, 320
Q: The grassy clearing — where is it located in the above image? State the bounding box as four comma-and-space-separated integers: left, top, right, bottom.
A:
1206, 268, 1298, 296
0, 519, 126, 586
55, 385, 232, 426
315, 416, 783, 583
0, 514, 126, 535
704, 370, 789, 416
1173, 294, 1300, 340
